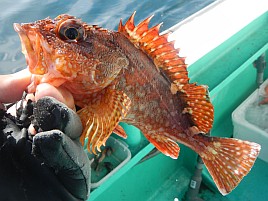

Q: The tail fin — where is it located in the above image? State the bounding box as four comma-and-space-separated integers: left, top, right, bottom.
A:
197, 135, 261, 195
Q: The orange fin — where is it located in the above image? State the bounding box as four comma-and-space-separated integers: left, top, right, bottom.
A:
119, 12, 213, 134
118, 12, 186, 82
113, 124, 128, 139
144, 133, 180, 159
197, 135, 261, 195
78, 88, 131, 154
181, 84, 214, 133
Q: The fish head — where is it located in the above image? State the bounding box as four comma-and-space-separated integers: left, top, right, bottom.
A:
14, 14, 128, 93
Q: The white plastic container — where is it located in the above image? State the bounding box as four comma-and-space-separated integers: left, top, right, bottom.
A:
232, 79, 268, 163
86, 137, 131, 189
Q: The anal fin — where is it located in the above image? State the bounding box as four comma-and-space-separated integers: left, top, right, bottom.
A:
78, 88, 131, 154
144, 133, 180, 159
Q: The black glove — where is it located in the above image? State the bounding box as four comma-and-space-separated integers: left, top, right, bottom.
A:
0, 97, 91, 201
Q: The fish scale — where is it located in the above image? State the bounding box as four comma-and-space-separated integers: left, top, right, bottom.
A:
14, 12, 261, 195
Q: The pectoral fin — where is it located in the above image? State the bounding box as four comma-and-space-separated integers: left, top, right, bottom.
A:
78, 88, 131, 154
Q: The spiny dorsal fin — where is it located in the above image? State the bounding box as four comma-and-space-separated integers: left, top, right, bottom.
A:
118, 12, 214, 134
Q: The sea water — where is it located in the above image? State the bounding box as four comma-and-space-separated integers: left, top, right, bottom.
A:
0, 0, 216, 74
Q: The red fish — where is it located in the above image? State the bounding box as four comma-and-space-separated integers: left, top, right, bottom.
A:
14, 12, 261, 195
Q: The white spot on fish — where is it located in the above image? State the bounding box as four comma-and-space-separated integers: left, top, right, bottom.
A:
213, 142, 221, 148
55, 58, 60, 65
243, 150, 249, 154
207, 146, 217, 155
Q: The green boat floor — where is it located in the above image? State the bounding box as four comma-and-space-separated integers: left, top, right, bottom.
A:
148, 166, 191, 201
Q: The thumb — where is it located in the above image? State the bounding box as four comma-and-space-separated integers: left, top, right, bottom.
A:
35, 83, 75, 110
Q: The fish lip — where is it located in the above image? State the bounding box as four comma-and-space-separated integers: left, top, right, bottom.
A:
13, 23, 22, 33
14, 23, 45, 75
13, 23, 34, 57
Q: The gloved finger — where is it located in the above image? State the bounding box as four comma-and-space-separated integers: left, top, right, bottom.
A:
35, 83, 75, 110
32, 130, 90, 200
6, 99, 28, 117
2, 112, 23, 142
33, 96, 82, 139
1, 99, 85, 201
0, 129, 79, 201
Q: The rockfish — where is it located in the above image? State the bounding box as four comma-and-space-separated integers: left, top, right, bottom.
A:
14, 12, 260, 195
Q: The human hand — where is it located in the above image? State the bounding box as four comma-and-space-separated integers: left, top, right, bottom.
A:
0, 69, 31, 109
0, 69, 91, 201
0, 69, 75, 111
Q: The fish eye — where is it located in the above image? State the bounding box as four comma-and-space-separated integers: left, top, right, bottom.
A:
57, 19, 85, 42
64, 27, 79, 40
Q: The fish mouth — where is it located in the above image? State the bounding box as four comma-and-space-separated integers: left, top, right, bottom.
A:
14, 23, 48, 75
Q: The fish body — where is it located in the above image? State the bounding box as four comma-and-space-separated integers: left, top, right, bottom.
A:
14, 13, 261, 195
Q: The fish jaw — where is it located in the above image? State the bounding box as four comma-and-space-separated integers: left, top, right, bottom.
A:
14, 22, 71, 92
14, 23, 51, 75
